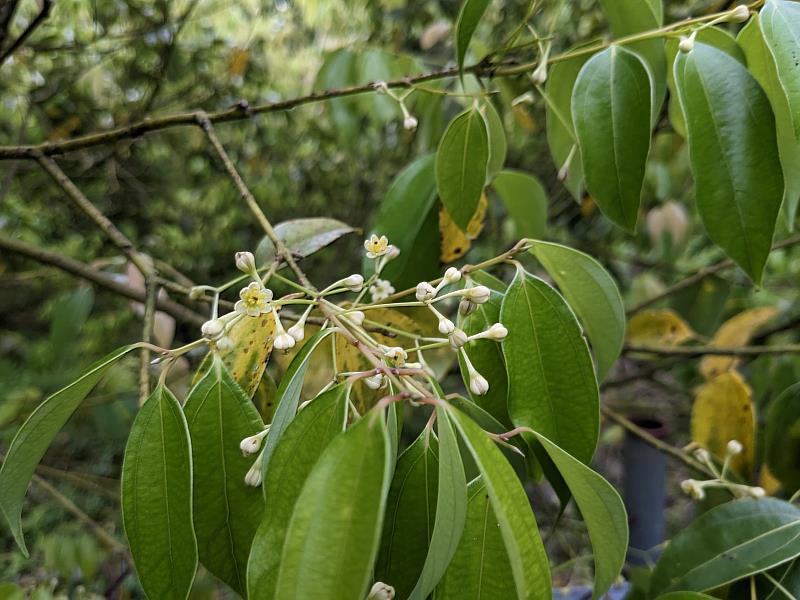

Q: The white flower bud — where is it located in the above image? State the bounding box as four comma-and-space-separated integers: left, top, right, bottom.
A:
368, 582, 395, 600
201, 318, 225, 341
459, 297, 476, 316
749, 486, 766, 498
727, 5, 750, 22
365, 374, 385, 390
443, 267, 462, 284
287, 323, 305, 342
680, 479, 705, 500
438, 317, 456, 334
189, 286, 205, 300
244, 462, 263, 487
469, 371, 490, 396
239, 429, 268, 455
343, 274, 364, 292
694, 448, 711, 463
235, 251, 257, 274
403, 115, 418, 131
416, 281, 436, 302
465, 285, 491, 304
531, 62, 547, 84
348, 310, 366, 326
486, 323, 508, 341
274, 332, 296, 351
385, 245, 401, 260
726, 440, 743, 456
373, 81, 389, 95
448, 328, 469, 350
679, 34, 695, 53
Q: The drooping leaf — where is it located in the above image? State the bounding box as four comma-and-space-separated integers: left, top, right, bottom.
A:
182, 355, 264, 595
491, 170, 548, 240
255, 217, 355, 267
408, 406, 468, 599
572, 45, 653, 230
699, 306, 778, 379
436, 477, 516, 599
436, 108, 490, 230
626, 309, 694, 347
455, 0, 491, 75
760, 0, 800, 139
0, 345, 134, 556
766, 382, 800, 495
545, 48, 592, 201
368, 154, 440, 289
482, 101, 507, 177
260, 328, 336, 486
447, 406, 551, 599
529, 241, 625, 380
274, 408, 391, 600
375, 429, 439, 599
673, 43, 784, 283
501, 268, 599, 463
649, 498, 800, 595
739, 14, 800, 229
599, 0, 665, 121
691, 371, 755, 478
193, 312, 275, 398
121, 385, 197, 600
533, 432, 628, 600
440, 193, 488, 263
247, 384, 347, 599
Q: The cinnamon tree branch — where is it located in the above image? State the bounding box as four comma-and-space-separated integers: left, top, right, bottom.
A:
0, 233, 206, 326
0, 0, 52, 65
624, 343, 800, 357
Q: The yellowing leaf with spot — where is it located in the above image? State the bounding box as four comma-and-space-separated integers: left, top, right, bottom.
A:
626, 309, 694, 347
691, 371, 755, 476
700, 307, 778, 380
194, 314, 275, 397
439, 193, 488, 263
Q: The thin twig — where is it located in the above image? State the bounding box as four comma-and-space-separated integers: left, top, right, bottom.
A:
0, 0, 52, 65
33, 464, 119, 501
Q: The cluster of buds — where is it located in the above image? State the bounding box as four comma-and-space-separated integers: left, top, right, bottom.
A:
680, 440, 765, 501
239, 426, 270, 487
373, 81, 417, 131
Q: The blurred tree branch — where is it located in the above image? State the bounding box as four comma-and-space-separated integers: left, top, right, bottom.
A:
0, 0, 52, 65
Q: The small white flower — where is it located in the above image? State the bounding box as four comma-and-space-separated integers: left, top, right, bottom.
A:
239, 429, 269, 455
201, 318, 225, 341
443, 267, 462, 285
368, 582, 395, 600
416, 281, 436, 302
403, 115, 418, 131
272, 311, 296, 351
365, 374, 386, 390
370, 278, 395, 302
463, 285, 491, 305
438, 317, 455, 335
726, 440, 743, 456
234, 251, 257, 275
347, 310, 366, 326
364, 234, 390, 259
381, 345, 408, 366
448, 328, 469, 350
342, 274, 364, 292
235, 282, 273, 317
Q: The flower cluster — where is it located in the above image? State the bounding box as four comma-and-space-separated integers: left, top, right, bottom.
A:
680, 439, 764, 501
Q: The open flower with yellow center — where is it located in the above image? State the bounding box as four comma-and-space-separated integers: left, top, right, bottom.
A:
364, 234, 390, 259
370, 278, 395, 302
235, 282, 273, 317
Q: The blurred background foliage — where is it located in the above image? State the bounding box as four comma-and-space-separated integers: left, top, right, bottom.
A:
3, 0, 800, 597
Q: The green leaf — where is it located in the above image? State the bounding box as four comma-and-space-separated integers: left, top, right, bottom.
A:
599, 0, 666, 121
122, 385, 197, 600
482, 101, 507, 178
649, 498, 800, 595
367, 154, 440, 290
274, 408, 391, 600
529, 241, 625, 380
314, 49, 360, 135
436, 108, 490, 230
765, 382, 800, 494
455, 0, 491, 75
673, 43, 784, 283
491, 170, 548, 240
572, 45, 653, 231
760, 0, 800, 140
765, 559, 800, 600
436, 477, 516, 599
545, 48, 592, 201
255, 217, 355, 267
375, 429, 439, 599
532, 432, 628, 600
740, 15, 800, 229
408, 406, 467, 599
247, 384, 347, 599
500, 268, 599, 463
0, 345, 134, 556
182, 355, 264, 595
260, 327, 336, 488
457, 286, 510, 426
447, 406, 551, 599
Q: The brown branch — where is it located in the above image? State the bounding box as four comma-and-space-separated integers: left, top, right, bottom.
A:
0, 0, 52, 65
0, 233, 206, 326
624, 343, 800, 357
195, 112, 314, 290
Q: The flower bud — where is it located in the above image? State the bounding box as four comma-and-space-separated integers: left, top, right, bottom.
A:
465, 285, 491, 304
459, 297, 476, 316
727, 5, 749, 22
416, 281, 436, 302
244, 462, 262, 487
368, 582, 395, 600
239, 429, 268, 455
438, 317, 456, 335
680, 478, 705, 500
365, 374, 385, 390
749, 486, 766, 498
449, 328, 469, 350
348, 310, 366, 326
343, 274, 364, 292
201, 318, 225, 341
373, 81, 389, 95
287, 323, 305, 342
694, 448, 710, 463
531, 62, 547, 84
443, 267, 462, 284
469, 371, 490, 396
385, 245, 401, 261
679, 34, 695, 53
235, 251, 257, 274
189, 286, 205, 300
726, 440, 743, 456
486, 323, 508, 341
403, 115, 418, 131
274, 332, 296, 351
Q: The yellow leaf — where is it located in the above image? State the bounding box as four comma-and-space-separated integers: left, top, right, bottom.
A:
228, 48, 250, 76
700, 306, 778, 380
580, 195, 596, 217
193, 313, 275, 397
626, 309, 694, 347
691, 371, 755, 476
439, 193, 488, 263
512, 104, 538, 133
759, 463, 782, 496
